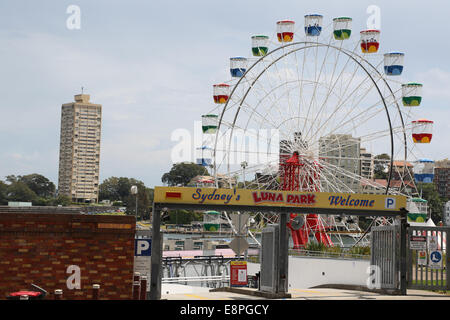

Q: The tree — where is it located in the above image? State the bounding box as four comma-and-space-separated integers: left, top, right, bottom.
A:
6, 181, 37, 202
99, 177, 121, 201
45, 194, 72, 206
418, 182, 446, 223
161, 162, 208, 186
18, 173, 55, 198
374, 153, 390, 179
124, 180, 152, 219
0, 181, 8, 205
98, 177, 153, 219
5, 175, 18, 184
167, 209, 202, 225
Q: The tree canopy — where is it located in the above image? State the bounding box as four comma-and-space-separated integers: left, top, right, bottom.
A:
0, 173, 70, 206
417, 182, 447, 223
161, 162, 208, 186
99, 176, 153, 218
5, 181, 37, 202
374, 153, 390, 179
17, 173, 55, 198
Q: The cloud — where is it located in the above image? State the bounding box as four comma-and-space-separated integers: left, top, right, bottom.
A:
415, 68, 450, 101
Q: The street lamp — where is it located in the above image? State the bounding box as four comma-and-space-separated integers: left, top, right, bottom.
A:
241, 161, 248, 188
131, 185, 138, 220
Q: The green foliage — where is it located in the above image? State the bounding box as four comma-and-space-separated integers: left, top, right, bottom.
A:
374, 153, 390, 179
303, 241, 370, 257
161, 162, 208, 186
6, 181, 37, 202
417, 182, 447, 223
98, 176, 153, 219
348, 246, 371, 256
305, 241, 327, 252
17, 173, 55, 198
50, 195, 72, 206
0, 181, 8, 205
167, 209, 202, 225
94, 212, 126, 216
0, 174, 71, 207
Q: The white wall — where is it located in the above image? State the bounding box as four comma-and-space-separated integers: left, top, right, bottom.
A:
248, 256, 370, 289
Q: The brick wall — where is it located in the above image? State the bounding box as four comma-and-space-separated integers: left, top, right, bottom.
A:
0, 212, 136, 300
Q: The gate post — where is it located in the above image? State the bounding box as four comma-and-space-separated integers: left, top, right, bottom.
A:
399, 208, 409, 295
149, 204, 164, 300
278, 212, 289, 294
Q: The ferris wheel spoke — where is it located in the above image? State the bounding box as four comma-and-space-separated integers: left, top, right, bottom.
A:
317, 160, 361, 193
306, 62, 384, 143
309, 38, 356, 122
304, 59, 364, 140
301, 34, 336, 136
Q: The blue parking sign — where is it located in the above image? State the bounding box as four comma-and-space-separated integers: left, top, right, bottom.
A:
135, 239, 152, 256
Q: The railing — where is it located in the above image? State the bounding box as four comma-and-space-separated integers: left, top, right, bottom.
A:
247, 249, 370, 262
162, 275, 230, 284
289, 249, 371, 260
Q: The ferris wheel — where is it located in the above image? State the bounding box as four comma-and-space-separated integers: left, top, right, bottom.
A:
198, 14, 434, 248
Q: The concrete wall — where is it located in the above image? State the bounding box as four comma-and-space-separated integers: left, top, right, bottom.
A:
0, 212, 135, 300
248, 255, 370, 289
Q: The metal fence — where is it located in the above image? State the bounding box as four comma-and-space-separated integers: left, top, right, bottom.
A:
407, 226, 449, 291
371, 225, 400, 290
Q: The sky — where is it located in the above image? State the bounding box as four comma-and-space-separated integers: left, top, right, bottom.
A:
0, 0, 449, 189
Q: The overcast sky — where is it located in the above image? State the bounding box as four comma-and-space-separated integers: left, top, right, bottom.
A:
0, 0, 449, 188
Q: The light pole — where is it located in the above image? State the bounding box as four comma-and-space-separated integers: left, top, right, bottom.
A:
131, 185, 138, 220
241, 161, 248, 188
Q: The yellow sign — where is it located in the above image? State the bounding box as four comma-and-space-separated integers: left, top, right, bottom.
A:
154, 187, 406, 212
230, 261, 247, 266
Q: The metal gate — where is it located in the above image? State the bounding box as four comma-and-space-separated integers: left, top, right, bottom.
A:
371, 225, 400, 290
407, 226, 449, 291
260, 224, 279, 293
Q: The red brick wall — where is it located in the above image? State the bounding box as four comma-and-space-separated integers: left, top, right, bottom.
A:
0, 212, 136, 300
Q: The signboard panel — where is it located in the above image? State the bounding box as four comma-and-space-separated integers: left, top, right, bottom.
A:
410, 235, 427, 250
134, 238, 151, 291
230, 261, 248, 287
428, 235, 438, 251
418, 250, 427, 266
154, 187, 407, 213
429, 250, 443, 269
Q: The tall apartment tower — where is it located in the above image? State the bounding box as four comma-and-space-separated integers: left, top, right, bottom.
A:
360, 148, 374, 180
58, 94, 102, 203
319, 134, 361, 192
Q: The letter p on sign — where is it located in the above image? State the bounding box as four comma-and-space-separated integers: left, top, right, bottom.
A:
385, 197, 396, 209
135, 239, 151, 256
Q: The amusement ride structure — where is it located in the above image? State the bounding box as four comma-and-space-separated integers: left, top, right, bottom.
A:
197, 14, 434, 249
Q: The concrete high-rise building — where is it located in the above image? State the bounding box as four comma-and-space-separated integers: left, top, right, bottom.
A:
58, 94, 102, 203
319, 134, 361, 192
360, 148, 374, 180
434, 167, 450, 199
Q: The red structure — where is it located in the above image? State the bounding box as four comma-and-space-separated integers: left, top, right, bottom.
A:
280, 152, 333, 249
